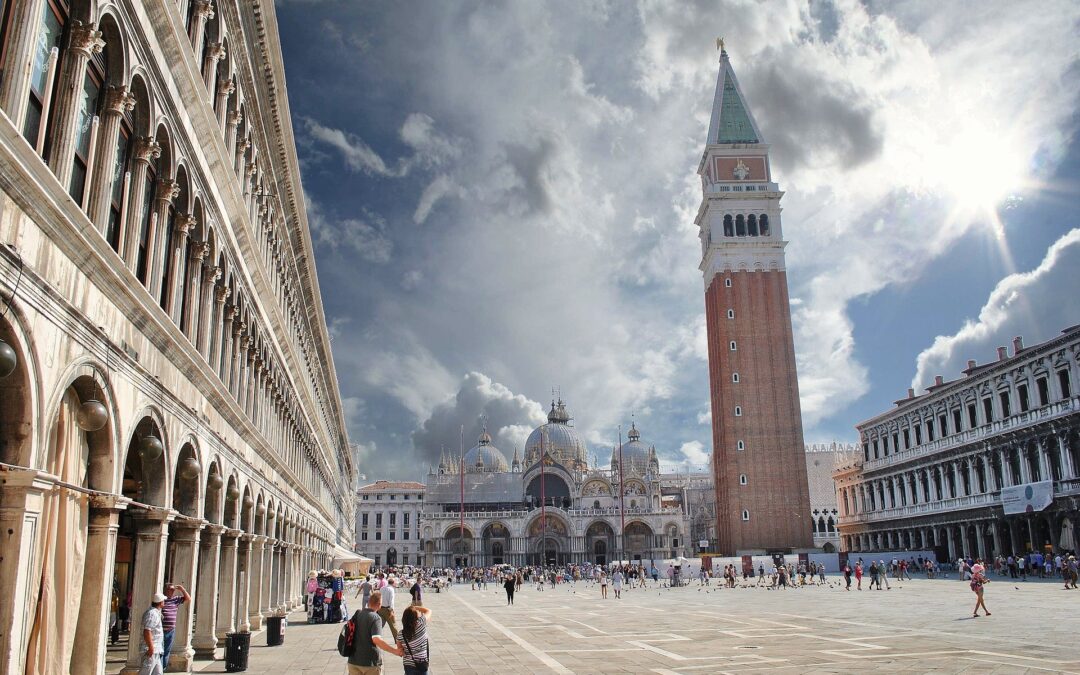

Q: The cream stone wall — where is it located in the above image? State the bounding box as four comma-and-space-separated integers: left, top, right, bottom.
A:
0, 0, 354, 673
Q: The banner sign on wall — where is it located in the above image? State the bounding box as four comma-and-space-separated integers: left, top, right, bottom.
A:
1000, 480, 1053, 515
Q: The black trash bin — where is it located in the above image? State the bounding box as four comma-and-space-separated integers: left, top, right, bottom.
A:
225, 632, 250, 672
266, 615, 286, 646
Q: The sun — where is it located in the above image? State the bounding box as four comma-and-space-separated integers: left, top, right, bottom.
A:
938, 124, 1027, 220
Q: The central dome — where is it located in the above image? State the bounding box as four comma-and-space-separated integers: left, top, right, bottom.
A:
463, 430, 509, 472
611, 422, 654, 475
524, 400, 588, 471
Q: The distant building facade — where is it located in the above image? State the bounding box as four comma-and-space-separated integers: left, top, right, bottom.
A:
418, 400, 692, 567
355, 480, 426, 568
697, 46, 812, 555
836, 328, 1080, 560
805, 443, 859, 552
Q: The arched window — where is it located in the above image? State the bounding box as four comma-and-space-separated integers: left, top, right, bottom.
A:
739, 474, 747, 485
732, 372, 739, 383
135, 153, 159, 285
726, 309, 734, 319
734, 406, 742, 417
104, 95, 133, 253
724, 278, 732, 288
158, 196, 178, 309
817, 516, 826, 533
826, 516, 835, 534
722, 214, 733, 237
741, 509, 750, 521
737, 440, 744, 451
759, 214, 770, 236
70, 45, 105, 202
592, 499, 600, 509
747, 214, 758, 236
23, 0, 68, 150
735, 214, 746, 236
729, 341, 736, 351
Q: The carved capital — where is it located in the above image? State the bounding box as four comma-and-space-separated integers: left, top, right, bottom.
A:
217, 77, 236, 98
103, 85, 136, 115
246, 161, 259, 177
193, 241, 212, 263
69, 21, 105, 58
192, 0, 215, 20
236, 138, 250, 156
156, 179, 181, 204
134, 136, 162, 163
223, 304, 236, 321
226, 109, 243, 128
206, 41, 226, 63
214, 281, 230, 303
175, 213, 197, 236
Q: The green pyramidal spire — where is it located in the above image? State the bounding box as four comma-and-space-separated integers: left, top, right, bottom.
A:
707, 49, 763, 145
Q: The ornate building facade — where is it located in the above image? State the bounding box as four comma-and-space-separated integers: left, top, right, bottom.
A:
696, 46, 812, 554
419, 400, 691, 567
836, 328, 1080, 560
805, 443, 858, 552
356, 480, 425, 568
0, 1, 354, 673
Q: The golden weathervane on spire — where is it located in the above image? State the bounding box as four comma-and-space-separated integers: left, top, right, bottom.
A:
716, 36, 725, 52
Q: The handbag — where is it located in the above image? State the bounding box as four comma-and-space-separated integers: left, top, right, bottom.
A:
403, 632, 430, 672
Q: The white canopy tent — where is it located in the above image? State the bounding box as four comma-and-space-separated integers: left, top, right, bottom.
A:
332, 545, 373, 577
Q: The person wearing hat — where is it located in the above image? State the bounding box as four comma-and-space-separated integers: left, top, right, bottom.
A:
139, 592, 167, 675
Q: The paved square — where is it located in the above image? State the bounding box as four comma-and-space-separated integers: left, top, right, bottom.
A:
193, 576, 1080, 674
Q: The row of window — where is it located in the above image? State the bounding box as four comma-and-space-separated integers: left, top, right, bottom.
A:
361, 493, 421, 500
0, 0, 347, 509
864, 369, 1074, 461
360, 530, 419, 541
721, 213, 771, 237
361, 512, 413, 526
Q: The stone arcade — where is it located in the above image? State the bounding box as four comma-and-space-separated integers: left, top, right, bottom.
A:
419, 400, 693, 568
0, 1, 354, 673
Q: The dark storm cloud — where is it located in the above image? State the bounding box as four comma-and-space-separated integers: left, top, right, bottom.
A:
746, 55, 884, 174
411, 372, 547, 468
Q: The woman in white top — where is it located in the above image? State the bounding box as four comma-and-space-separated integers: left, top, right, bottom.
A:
599, 571, 608, 599
612, 569, 623, 599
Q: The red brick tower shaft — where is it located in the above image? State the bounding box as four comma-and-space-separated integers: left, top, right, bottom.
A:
697, 46, 812, 555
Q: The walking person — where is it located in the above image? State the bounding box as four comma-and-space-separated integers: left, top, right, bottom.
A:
347, 591, 404, 674
378, 577, 401, 642
400, 605, 432, 675
410, 577, 423, 607
970, 563, 991, 617
843, 563, 852, 590
599, 571, 608, 599
159, 583, 189, 670
855, 562, 863, 590
138, 592, 167, 675
355, 575, 373, 608
504, 574, 516, 605
612, 568, 624, 599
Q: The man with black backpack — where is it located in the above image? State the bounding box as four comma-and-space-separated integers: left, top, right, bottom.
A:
341, 591, 403, 674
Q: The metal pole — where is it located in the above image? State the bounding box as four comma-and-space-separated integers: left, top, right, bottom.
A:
618, 426, 625, 566
459, 425, 464, 567
540, 426, 546, 567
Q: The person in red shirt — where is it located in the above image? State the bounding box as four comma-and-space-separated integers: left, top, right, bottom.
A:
159, 583, 190, 670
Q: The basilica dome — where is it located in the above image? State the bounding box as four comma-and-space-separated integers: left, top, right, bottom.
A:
611, 422, 657, 475
463, 430, 510, 472
524, 400, 588, 471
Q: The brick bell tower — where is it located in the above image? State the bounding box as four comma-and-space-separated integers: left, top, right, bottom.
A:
697, 43, 812, 555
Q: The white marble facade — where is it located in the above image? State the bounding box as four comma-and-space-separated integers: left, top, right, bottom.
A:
0, 1, 354, 673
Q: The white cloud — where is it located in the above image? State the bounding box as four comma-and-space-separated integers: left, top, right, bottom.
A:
413, 174, 458, 224
303, 113, 461, 179
913, 229, 1080, 390
680, 440, 710, 466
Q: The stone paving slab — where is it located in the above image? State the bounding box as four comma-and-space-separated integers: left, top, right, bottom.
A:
189, 576, 1080, 674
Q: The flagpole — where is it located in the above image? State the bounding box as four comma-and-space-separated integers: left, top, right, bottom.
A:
618, 425, 625, 567
540, 425, 547, 567
459, 424, 464, 567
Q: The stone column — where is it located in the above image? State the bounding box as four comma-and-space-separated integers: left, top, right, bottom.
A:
1058, 434, 1076, 479
0, 0, 48, 125
181, 240, 209, 341
236, 534, 253, 632
215, 77, 235, 129
974, 522, 986, 561
192, 525, 224, 660
235, 137, 250, 176
0, 471, 55, 675
946, 527, 956, 561
71, 497, 127, 675
147, 178, 180, 299
165, 213, 196, 322
202, 41, 226, 92
229, 326, 245, 398
196, 264, 221, 356
1026, 517, 1037, 551
225, 109, 242, 152
187, 0, 214, 59
121, 137, 161, 269
260, 538, 275, 618
247, 535, 266, 630
87, 85, 136, 232
214, 530, 241, 642
46, 21, 105, 185
122, 514, 171, 674
166, 522, 203, 672
1018, 446, 1032, 484
219, 304, 236, 382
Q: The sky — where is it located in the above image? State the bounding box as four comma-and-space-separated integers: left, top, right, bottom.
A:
275, 0, 1080, 481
